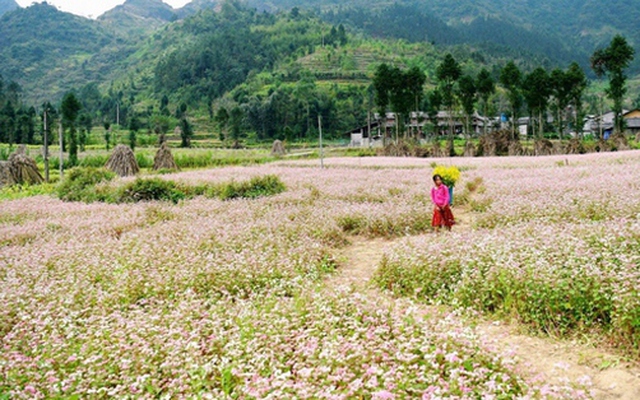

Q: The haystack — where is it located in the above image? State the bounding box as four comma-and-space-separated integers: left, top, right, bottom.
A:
611, 133, 629, 151
105, 144, 139, 177
271, 140, 286, 156
463, 141, 476, 157
478, 130, 511, 156
508, 141, 523, 156
533, 139, 554, 156
430, 141, 443, 157
0, 161, 14, 187
153, 142, 178, 171
3, 146, 44, 186
444, 140, 455, 157
565, 138, 585, 154
595, 139, 611, 152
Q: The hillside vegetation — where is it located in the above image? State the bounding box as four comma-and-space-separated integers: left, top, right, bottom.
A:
0, 0, 638, 145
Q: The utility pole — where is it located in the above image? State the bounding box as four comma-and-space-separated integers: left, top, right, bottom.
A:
59, 121, 64, 179
43, 110, 49, 182
318, 115, 324, 169
367, 110, 372, 148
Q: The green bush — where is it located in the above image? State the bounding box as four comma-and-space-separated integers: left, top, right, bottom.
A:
79, 154, 109, 168
56, 167, 116, 202
135, 153, 153, 169
56, 169, 286, 204
218, 174, 286, 200
115, 178, 186, 204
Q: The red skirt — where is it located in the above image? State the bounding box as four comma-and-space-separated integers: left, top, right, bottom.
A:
432, 205, 455, 228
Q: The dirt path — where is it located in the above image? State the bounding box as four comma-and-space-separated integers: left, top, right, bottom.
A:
327, 212, 640, 399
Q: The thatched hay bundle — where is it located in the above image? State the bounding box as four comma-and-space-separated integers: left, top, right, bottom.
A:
533, 139, 554, 156
7, 153, 44, 185
271, 140, 286, 157
106, 145, 139, 177
611, 133, 629, 151
381, 141, 411, 157
595, 139, 611, 152
508, 141, 523, 156
444, 140, 455, 157
565, 138, 585, 154
463, 141, 476, 157
153, 143, 178, 171
430, 141, 443, 157
0, 161, 14, 187
478, 130, 511, 156
379, 141, 429, 157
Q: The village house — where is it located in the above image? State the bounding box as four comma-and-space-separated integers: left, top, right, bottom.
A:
581, 109, 640, 138
348, 111, 492, 146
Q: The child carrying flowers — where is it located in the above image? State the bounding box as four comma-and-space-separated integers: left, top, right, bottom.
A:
431, 174, 455, 231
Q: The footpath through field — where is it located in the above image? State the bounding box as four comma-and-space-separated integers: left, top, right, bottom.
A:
326, 210, 640, 400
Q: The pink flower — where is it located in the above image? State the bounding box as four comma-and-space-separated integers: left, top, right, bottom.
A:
373, 390, 395, 399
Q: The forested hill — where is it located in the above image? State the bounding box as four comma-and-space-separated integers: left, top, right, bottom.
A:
98, 0, 179, 36
0, 3, 120, 88
0, 0, 638, 114
0, 0, 17, 17
243, 0, 640, 71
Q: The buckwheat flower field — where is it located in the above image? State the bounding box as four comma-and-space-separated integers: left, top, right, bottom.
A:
2, 150, 639, 398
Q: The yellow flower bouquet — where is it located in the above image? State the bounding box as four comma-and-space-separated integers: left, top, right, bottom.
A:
432, 165, 460, 188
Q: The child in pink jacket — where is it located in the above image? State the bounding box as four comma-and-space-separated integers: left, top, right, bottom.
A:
431, 174, 455, 231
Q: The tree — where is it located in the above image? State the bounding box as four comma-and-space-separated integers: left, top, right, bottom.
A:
215, 107, 230, 141
566, 62, 588, 137
180, 117, 193, 148
128, 115, 141, 151
406, 66, 426, 139
426, 89, 442, 137
373, 63, 392, 144
522, 67, 551, 139
78, 113, 92, 151
103, 122, 111, 150
0, 102, 15, 144
550, 67, 572, 138
476, 68, 495, 135
436, 53, 461, 145
499, 61, 523, 139
591, 35, 635, 134
229, 106, 244, 148
457, 74, 476, 137
149, 114, 172, 144
61, 92, 82, 166
388, 66, 413, 140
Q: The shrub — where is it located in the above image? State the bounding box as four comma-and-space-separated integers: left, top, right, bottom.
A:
218, 174, 286, 200
79, 154, 109, 168
56, 167, 115, 202
115, 178, 186, 204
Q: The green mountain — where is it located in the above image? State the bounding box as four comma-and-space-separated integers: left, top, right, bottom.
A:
176, 0, 221, 18
98, 0, 177, 36
0, 0, 18, 17
0, 0, 638, 140
242, 0, 640, 70
0, 2, 131, 103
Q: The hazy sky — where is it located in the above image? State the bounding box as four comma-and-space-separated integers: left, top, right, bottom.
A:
15, 0, 192, 19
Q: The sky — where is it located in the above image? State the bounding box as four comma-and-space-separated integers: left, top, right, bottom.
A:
15, 0, 192, 19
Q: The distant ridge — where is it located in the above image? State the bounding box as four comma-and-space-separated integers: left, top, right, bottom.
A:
98, 0, 176, 35
0, 0, 19, 17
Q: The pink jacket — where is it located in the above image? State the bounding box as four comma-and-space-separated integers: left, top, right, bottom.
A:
431, 184, 450, 207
